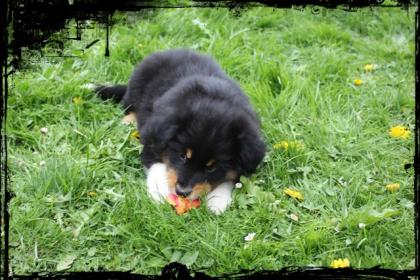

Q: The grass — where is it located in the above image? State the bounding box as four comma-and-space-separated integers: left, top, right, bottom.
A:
7, 6, 415, 276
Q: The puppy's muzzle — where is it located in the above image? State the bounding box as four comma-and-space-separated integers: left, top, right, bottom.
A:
175, 184, 192, 197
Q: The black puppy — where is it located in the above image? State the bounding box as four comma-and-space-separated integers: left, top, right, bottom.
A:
94, 49, 265, 214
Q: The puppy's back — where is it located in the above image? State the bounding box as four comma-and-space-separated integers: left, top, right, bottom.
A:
141, 49, 225, 80
122, 49, 229, 121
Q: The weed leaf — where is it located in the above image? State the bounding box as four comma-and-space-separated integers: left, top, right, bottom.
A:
179, 251, 199, 267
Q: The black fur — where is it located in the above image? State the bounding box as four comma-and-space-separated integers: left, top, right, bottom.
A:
95, 84, 127, 103
95, 49, 265, 196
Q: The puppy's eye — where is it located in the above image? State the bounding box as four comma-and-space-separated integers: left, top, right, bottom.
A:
206, 166, 217, 173
206, 160, 217, 173
179, 148, 192, 164
180, 154, 187, 163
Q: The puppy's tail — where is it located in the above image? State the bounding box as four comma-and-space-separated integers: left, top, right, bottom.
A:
93, 84, 127, 103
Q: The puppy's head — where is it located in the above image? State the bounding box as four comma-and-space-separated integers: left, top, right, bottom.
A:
140, 77, 266, 199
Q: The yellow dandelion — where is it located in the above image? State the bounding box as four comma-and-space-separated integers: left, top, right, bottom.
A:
385, 183, 400, 192
130, 130, 140, 140
73, 96, 84, 105
354, 79, 363, 86
364, 64, 374, 72
330, 258, 350, 268
389, 125, 410, 139
273, 141, 288, 150
283, 188, 304, 201
273, 140, 304, 151
87, 191, 97, 197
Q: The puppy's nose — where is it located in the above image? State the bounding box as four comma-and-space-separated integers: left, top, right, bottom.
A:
177, 178, 186, 186
175, 185, 191, 197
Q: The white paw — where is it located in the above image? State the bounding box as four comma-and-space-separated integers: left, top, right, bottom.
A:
121, 112, 137, 125
146, 163, 170, 203
206, 182, 233, 215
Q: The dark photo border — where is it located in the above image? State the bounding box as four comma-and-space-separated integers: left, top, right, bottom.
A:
1, 1, 418, 279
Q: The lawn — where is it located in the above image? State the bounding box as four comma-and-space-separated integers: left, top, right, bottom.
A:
7, 6, 415, 276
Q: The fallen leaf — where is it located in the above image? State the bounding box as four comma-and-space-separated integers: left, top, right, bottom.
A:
56, 254, 77, 271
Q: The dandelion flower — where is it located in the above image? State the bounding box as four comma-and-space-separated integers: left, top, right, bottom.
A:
273, 141, 289, 150
330, 258, 350, 268
389, 125, 410, 139
273, 140, 304, 151
364, 64, 374, 72
87, 191, 97, 197
385, 183, 400, 192
244, 232, 256, 242
130, 130, 140, 140
354, 79, 363, 86
284, 188, 304, 201
73, 97, 84, 105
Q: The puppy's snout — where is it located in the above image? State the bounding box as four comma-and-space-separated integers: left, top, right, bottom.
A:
177, 178, 186, 186
175, 184, 192, 197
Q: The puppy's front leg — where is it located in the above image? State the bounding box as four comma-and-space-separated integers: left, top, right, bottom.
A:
206, 182, 234, 215
146, 163, 171, 203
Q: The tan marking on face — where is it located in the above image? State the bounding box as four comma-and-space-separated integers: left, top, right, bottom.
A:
166, 168, 177, 193
225, 170, 238, 181
186, 148, 193, 159
206, 159, 216, 167
189, 183, 211, 199
122, 112, 136, 124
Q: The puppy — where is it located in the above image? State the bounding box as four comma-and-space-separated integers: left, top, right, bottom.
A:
94, 49, 265, 214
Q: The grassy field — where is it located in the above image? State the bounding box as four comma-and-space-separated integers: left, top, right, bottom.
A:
7, 6, 415, 276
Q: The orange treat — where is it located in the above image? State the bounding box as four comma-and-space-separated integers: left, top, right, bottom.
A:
167, 194, 201, 215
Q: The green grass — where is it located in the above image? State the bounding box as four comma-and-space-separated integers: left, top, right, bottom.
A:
7, 7, 415, 276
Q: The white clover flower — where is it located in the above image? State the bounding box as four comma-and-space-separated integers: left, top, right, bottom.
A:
244, 232, 256, 242
192, 18, 207, 30
290, 213, 299, 222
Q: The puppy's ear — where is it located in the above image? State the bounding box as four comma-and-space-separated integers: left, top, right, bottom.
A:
140, 114, 179, 167
234, 117, 266, 176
